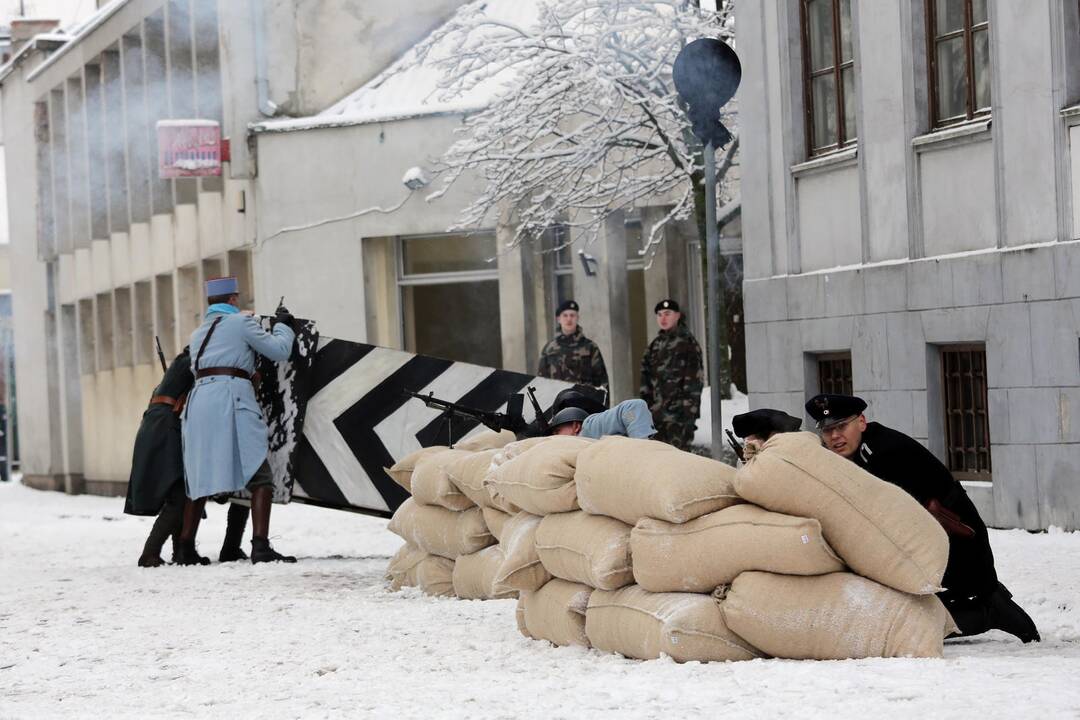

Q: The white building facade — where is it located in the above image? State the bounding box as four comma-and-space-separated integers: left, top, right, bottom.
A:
737, 0, 1080, 530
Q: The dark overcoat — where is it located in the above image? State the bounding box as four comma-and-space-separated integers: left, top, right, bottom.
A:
123, 349, 193, 516
852, 421, 998, 601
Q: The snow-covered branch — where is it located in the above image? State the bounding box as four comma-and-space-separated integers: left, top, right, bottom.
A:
405, 0, 737, 258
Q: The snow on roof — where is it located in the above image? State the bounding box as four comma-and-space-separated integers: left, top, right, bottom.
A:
253, 0, 543, 134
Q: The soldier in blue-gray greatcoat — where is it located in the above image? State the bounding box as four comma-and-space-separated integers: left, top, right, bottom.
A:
179, 276, 297, 564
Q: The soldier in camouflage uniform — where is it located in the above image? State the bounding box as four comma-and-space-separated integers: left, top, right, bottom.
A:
639, 299, 704, 451
537, 299, 609, 400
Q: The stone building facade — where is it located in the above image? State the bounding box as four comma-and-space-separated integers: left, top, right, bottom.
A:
737, 0, 1080, 529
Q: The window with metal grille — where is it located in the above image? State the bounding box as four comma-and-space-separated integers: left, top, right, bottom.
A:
817, 352, 853, 395
927, 0, 991, 127
800, 0, 856, 156
941, 344, 992, 480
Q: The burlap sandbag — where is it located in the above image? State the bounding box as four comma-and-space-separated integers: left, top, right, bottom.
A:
485, 436, 592, 515
493, 512, 551, 594
452, 545, 516, 600
631, 504, 845, 593
518, 578, 592, 647
385, 543, 428, 591
721, 571, 953, 659
410, 448, 475, 511
585, 585, 760, 663
575, 436, 741, 525
481, 506, 512, 542
535, 511, 634, 591
454, 429, 517, 451
444, 449, 501, 508
384, 445, 447, 493
387, 498, 494, 559
385, 544, 455, 597
414, 555, 456, 597
481, 438, 550, 513
733, 432, 948, 595
515, 598, 533, 638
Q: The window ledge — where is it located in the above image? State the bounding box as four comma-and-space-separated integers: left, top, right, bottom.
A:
1062, 104, 1080, 121
912, 118, 991, 151
790, 146, 858, 178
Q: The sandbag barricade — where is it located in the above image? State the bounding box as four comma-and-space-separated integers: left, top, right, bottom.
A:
733, 432, 948, 595
517, 578, 592, 648
493, 512, 551, 594
721, 571, 955, 659
409, 448, 474, 511
384, 445, 448, 494
585, 585, 761, 663
485, 436, 591, 515
444, 449, 502, 509
575, 436, 741, 525
535, 511, 634, 591
631, 504, 845, 593
453, 545, 516, 600
481, 506, 513, 542
387, 498, 494, 559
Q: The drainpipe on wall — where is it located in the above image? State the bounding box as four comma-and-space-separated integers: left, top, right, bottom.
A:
252, 0, 278, 117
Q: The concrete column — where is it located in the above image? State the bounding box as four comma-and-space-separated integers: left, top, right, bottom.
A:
641, 206, 689, 321
496, 212, 538, 373
571, 210, 631, 402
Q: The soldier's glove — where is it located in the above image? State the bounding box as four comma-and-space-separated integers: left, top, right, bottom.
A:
274, 305, 296, 329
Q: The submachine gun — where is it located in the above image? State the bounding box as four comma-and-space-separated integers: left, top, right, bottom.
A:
405, 386, 550, 446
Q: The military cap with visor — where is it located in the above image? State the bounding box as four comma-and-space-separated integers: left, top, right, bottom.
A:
805, 393, 867, 430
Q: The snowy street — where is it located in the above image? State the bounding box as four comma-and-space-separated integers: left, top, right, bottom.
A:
2, 481, 1079, 719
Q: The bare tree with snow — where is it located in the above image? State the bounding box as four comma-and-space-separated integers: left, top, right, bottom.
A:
414, 0, 737, 260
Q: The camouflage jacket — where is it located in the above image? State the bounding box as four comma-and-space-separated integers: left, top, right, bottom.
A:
537, 326, 609, 396
639, 320, 704, 419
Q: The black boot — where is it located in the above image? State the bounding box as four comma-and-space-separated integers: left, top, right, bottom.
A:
174, 539, 211, 566
987, 583, 1040, 643
251, 536, 296, 564
138, 502, 183, 567
219, 503, 250, 562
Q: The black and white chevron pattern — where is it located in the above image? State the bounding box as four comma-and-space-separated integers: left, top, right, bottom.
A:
290, 338, 569, 518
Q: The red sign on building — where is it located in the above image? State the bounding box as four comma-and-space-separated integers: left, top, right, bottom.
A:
157, 119, 222, 178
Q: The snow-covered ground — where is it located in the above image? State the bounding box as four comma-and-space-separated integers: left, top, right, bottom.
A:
2, 481, 1079, 719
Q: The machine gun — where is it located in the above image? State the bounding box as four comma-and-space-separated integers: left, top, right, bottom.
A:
406, 388, 543, 445
154, 336, 168, 373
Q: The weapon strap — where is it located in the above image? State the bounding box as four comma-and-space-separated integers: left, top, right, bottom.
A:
194, 316, 224, 373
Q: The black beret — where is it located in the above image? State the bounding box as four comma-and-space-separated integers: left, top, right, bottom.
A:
732, 409, 803, 439
805, 394, 867, 429
654, 298, 680, 314
555, 299, 579, 316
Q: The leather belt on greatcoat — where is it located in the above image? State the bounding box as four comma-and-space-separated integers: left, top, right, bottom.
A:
195, 367, 252, 381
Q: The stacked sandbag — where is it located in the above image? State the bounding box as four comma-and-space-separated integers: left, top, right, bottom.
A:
493, 512, 551, 594
721, 571, 956, 659
535, 511, 633, 590
575, 436, 742, 525
444, 449, 506, 509
517, 578, 592, 648
385, 542, 456, 597
631, 504, 845, 593
454, 429, 517, 452
384, 445, 448, 494
733, 431, 949, 595
586, 585, 761, 663
485, 435, 592, 515
409, 448, 473, 510
388, 498, 493, 559
453, 544, 516, 600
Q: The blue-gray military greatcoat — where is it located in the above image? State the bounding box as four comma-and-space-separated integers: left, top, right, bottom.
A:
182, 308, 295, 499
